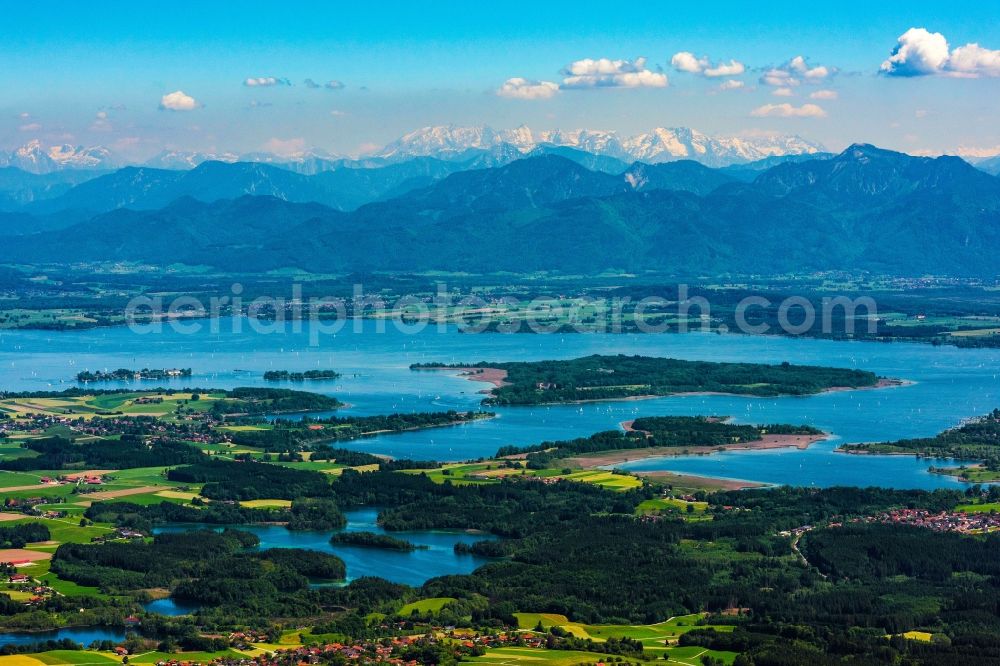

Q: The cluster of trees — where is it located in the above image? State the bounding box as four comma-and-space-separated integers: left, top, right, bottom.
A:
167, 459, 333, 500
212, 387, 342, 415
422, 355, 878, 405
330, 531, 425, 551
263, 369, 340, 381
76, 368, 192, 382
0, 523, 50, 548
84, 500, 287, 530
0, 435, 206, 471
287, 498, 346, 531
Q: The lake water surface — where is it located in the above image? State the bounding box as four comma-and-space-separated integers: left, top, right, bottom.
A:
1, 319, 998, 488
153, 507, 495, 587
0, 625, 126, 647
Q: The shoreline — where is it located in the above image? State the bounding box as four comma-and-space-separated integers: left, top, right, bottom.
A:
565, 430, 830, 470
413, 366, 510, 394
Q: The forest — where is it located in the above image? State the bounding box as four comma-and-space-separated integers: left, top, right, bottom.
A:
0, 435, 207, 471
167, 459, 334, 500
415, 355, 879, 405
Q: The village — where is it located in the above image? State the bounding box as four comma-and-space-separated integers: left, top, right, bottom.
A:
205, 629, 548, 666
863, 508, 1000, 534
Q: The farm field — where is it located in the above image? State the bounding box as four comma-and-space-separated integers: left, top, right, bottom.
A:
398, 597, 457, 616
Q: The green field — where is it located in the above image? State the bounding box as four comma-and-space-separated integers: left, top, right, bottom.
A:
469, 645, 737, 666
397, 596, 457, 615
403, 462, 645, 491
637, 497, 709, 515
513, 612, 735, 651
956, 501, 1000, 513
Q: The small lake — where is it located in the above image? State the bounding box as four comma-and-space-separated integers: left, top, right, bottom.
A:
0, 625, 126, 647
152, 507, 495, 588
141, 597, 201, 616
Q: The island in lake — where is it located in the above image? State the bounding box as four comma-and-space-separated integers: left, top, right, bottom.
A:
414, 354, 887, 405
497, 415, 826, 469
330, 531, 427, 551
76, 368, 192, 382
263, 369, 341, 381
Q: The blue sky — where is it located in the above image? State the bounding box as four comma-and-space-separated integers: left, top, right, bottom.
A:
3, 1, 1000, 159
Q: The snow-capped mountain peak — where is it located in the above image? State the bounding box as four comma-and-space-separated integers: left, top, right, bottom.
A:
0, 141, 117, 173
48, 144, 116, 169
370, 125, 824, 167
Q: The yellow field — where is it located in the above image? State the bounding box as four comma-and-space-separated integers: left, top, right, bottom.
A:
951, 328, 1000, 337
239, 499, 293, 508
0, 656, 46, 666
553, 470, 643, 491
155, 490, 200, 500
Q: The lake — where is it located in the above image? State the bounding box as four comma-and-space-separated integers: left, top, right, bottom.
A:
153, 507, 495, 587
1, 318, 998, 488
0, 625, 126, 647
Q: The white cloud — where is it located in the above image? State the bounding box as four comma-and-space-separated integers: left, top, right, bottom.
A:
670, 52, 704, 73
760, 56, 835, 87
671, 52, 745, 77
751, 103, 827, 118
18, 112, 30, 119
561, 57, 668, 88
18, 122, 41, 132
948, 42, 1000, 77
497, 77, 560, 99
788, 56, 830, 80
330, 109, 347, 117
772, 87, 795, 97
881, 28, 951, 76
159, 90, 200, 111
705, 60, 745, 77
809, 89, 838, 100
244, 76, 291, 87
303, 79, 345, 90
881, 27, 1000, 77
717, 79, 744, 91
90, 110, 112, 132
761, 69, 798, 87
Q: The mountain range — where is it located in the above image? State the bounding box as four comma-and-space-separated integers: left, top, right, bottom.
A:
1, 124, 825, 176
0, 141, 116, 174
3, 143, 1000, 277
372, 125, 825, 167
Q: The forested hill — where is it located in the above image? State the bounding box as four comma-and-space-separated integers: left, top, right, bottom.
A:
4, 144, 1000, 276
